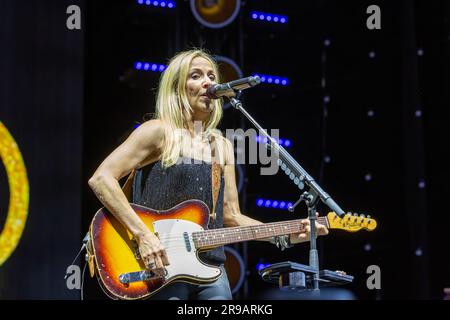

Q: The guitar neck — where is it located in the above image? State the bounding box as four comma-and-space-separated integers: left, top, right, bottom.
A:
192, 217, 329, 249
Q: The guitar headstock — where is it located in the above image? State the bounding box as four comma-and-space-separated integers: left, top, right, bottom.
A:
326, 212, 377, 232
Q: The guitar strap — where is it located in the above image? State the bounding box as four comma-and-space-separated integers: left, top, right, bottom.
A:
210, 135, 221, 221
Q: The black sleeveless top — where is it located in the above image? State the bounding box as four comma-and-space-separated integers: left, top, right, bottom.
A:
132, 157, 226, 265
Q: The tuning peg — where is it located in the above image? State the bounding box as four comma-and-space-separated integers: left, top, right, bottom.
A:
359, 214, 366, 218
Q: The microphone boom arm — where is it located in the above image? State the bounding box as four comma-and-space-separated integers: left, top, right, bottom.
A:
228, 95, 346, 217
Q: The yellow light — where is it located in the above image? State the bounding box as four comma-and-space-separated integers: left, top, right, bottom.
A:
0, 121, 29, 266
190, 0, 241, 28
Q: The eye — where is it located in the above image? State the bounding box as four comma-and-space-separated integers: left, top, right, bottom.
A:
209, 74, 216, 81
191, 73, 200, 80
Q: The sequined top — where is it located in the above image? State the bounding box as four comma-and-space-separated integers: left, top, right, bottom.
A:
132, 157, 226, 265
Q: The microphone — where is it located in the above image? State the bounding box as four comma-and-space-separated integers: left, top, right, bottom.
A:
206, 76, 261, 99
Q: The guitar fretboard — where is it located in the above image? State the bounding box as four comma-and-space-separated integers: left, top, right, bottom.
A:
192, 217, 328, 249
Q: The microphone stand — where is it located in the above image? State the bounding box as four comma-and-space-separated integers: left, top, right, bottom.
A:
228, 93, 352, 296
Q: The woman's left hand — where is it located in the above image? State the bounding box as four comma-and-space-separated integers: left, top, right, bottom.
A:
290, 213, 329, 244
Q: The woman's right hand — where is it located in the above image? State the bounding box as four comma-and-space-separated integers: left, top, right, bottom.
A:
135, 231, 170, 276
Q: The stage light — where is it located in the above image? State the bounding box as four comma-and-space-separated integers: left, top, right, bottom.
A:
0, 122, 29, 266
255, 135, 293, 148
415, 110, 422, 117
215, 55, 243, 110
367, 110, 374, 117
418, 180, 425, 188
190, 0, 241, 29
224, 246, 245, 294
253, 73, 289, 86
364, 173, 372, 181
369, 51, 376, 58
134, 61, 167, 73
137, 0, 176, 8
250, 11, 288, 25
256, 198, 295, 211
256, 262, 271, 271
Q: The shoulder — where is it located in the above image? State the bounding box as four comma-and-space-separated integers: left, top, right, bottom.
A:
133, 119, 168, 140
137, 119, 169, 134
127, 119, 169, 150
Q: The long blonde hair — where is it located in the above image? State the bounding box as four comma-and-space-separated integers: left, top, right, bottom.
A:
154, 49, 223, 167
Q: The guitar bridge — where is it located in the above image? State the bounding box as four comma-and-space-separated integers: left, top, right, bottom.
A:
118, 270, 167, 285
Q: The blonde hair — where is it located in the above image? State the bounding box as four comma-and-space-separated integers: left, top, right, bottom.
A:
154, 49, 223, 167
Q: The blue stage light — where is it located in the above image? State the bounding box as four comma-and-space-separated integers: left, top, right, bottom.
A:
256, 136, 292, 148
256, 199, 295, 210
134, 61, 167, 73
137, 0, 176, 9
256, 263, 270, 271
251, 11, 287, 25
253, 73, 289, 87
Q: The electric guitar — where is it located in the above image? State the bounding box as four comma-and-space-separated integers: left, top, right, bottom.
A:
88, 199, 377, 300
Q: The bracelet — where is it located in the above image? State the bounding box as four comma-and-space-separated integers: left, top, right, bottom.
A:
270, 235, 294, 251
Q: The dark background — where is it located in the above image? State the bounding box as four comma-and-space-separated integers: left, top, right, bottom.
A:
1, 0, 449, 299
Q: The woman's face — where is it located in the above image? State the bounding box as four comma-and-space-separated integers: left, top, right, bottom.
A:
185, 56, 217, 120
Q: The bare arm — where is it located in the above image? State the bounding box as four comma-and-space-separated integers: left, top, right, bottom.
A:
221, 137, 267, 229
88, 119, 169, 270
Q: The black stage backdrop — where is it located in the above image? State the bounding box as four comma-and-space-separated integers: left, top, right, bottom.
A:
0, 0, 84, 299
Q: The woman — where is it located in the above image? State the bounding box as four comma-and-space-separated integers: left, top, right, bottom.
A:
88, 49, 329, 300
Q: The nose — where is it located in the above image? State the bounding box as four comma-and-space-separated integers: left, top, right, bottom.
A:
202, 77, 213, 88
